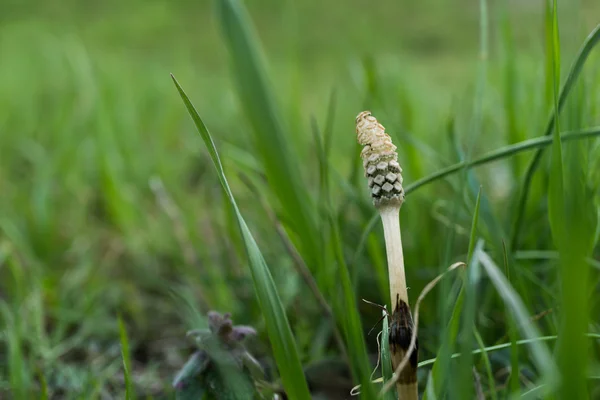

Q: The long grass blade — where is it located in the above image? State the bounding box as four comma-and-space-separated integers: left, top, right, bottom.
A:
501, 1, 522, 154
381, 308, 397, 400
511, 23, 600, 248
477, 249, 558, 394
546, 2, 598, 398
1, 304, 28, 400
38, 369, 48, 400
329, 215, 377, 399
454, 240, 484, 399
405, 127, 600, 195
418, 333, 600, 367
171, 75, 311, 399
502, 243, 521, 395
118, 315, 134, 400
215, 0, 319, 264
473, 329, 497, 400
547, 0, 564, 248
424, 188, 481, 399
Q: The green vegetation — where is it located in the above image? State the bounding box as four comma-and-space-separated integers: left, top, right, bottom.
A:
1, 0, 600, 398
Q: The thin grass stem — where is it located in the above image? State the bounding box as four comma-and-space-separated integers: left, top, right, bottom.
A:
405, 127, 600, 195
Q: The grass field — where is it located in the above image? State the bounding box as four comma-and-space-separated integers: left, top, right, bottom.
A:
1, 0, 600, 398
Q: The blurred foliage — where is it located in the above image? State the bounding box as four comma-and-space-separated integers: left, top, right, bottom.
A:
0, 0, 600, 398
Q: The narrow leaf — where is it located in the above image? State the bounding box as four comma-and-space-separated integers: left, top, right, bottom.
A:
405, 127, 600, 195
511, 23, 600, 248
118, 315, 135, 400
172, 75, 311, 399
424, 186, 481, 399
329, 216, 376, 399
381, 309, 397, 400
477, 249, 558, 393
215, 0, 319, 264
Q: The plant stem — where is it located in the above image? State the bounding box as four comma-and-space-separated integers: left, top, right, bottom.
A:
379, 206, 407, 306
379, 205, 418, 400
405, 126, 600, 196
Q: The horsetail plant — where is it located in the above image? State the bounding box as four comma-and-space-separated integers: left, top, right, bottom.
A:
356, 111, 418, 399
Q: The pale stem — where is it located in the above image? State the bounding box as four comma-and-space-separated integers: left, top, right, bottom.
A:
378, 205, 408, 308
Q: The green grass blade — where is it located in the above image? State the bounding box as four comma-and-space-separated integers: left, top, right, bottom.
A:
319, 88, 336, 209
310, 90, 372, 389
329, 215, 376, 399
548, 5, 598, 399
365, 232, 389, 296
311, 89, 337, 212
501, 1, 522, 152
215, 0, 318, 263
477, 249, 557, 393
507, 315, 520, 395
351, 212, 388, 294
547, 0, 564, 249
311, 117, 327, 211
521, 384, 547, 399
544, 0, 554, 112
546, 3, 594, 396
118, 314, 134, 400
405, 127, 600, 195
511, 23, 600, 248
467, 188, 482, 262
381, 308, 397, 400
425, 372, 437, 400
171, 75, 311, 399
1, 304, 28, 400
418, 333, 600, 367
424, 188, 481, 399
352, 213, 379, 266
454, 240, 484, 399
555, 122, 598, 395
38, 369, 48, 400
464, 0, 487, 158
474, 329, 497, 400
502, 244, 521, 395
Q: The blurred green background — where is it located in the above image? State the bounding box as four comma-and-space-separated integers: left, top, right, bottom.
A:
1, 0, 600, 398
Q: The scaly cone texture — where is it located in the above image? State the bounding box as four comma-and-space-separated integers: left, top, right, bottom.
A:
356, 111, 418, 400
356, 111, 405, 208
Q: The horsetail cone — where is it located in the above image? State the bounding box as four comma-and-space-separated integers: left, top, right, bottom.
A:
356, 111, 418, 399
356, 111, 405, 208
